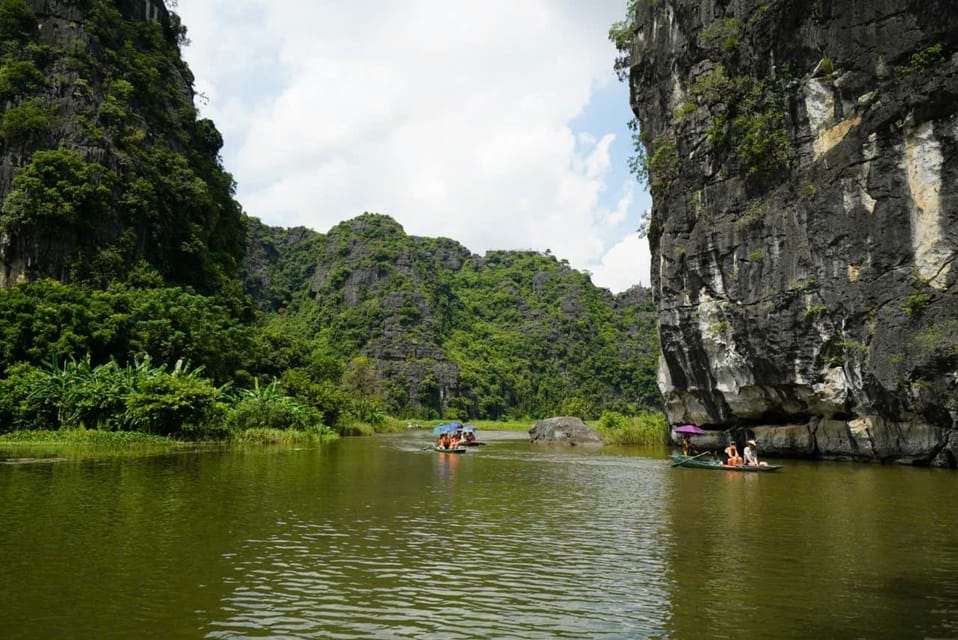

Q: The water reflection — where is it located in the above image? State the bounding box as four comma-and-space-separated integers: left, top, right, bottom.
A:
204, 439, 674, 638
1, 437, 956, 639
663, 461, 958, 639
433, 448, 462, 487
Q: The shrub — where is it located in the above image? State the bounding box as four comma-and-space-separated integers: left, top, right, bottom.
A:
0, 59, 44, 99
595, 412, 669, 446
124, 368, 220, 435
905, 43, 945, 73
0, 147, 115, 231
902, 293, 931, 317
0, 0, 35, 49
561, 396, 595, 420
230, 426, 336, 445
0, 97, 52, 145
598, 410, 627, 430
224, 379, 325, 432
806, 304, 828, 318
640, 134, 680, 196
699, 18, 742, 54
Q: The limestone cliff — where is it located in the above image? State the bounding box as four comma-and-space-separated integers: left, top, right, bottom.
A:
0, 0, 244, 294
242, 213, 661, 420
627, 0, 958, 466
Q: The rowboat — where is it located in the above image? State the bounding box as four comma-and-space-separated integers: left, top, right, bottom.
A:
670, 454, 783, 472
434, 446, 467, 454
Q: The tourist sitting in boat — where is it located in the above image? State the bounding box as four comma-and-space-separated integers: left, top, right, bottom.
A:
437, 433, 451, 449
744, 440, 767, 466
724, 441, 743, 466
682, 434, 699, 456
449, 433, 461, 448
464, 431, 477, 444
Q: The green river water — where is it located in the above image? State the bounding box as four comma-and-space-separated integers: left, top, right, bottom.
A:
1, 430, 956, 639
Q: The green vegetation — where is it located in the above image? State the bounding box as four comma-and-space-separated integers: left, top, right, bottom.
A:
0, 96, 51, 145
806, 304, 828, 318
608, 0, 638, 81
228, 426, 337, 445
0, 0, 245, 294
901, 43, 945, 74
902, 293, 932, 317
820, 55, 833, 76
1, 148, 115, 232
709, 320, 731, 335
679, 38, 794, 179
673, 100, 697, 120
0, 4, 664, 442
594, 411, 669, 446
640, 133, 680, 196
788, 278, 817, 292
0, 213, 663, 437
699, 18, 742, 54
738, 199, 770, 227
0, 59, 44, 99
914, 320, 958, 361
0, 428, 174, 445
255, 213, 663, 424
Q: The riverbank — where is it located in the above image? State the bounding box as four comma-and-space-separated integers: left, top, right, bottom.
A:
0, 426, 339, 448
404, 413, 671, 446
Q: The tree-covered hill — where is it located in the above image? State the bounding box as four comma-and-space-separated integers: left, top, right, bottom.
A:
244, 213, 660, 420
0, 0, 244, 294
0, 1, 659, 436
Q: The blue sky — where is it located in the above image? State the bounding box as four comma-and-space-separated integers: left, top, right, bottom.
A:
177, 0, 652, 292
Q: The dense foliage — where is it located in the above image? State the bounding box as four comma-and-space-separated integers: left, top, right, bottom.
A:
249, 213, 661, 422
0, 3, 663, 438
0, 0, 244, 293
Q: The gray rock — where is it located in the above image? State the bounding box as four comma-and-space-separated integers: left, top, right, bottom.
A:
629, 0, 958, 467
529, 416, 603, 446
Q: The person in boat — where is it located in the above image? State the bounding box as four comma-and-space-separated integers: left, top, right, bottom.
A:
681, 434, 699, 456
449, 432, 461, 448
744, 439, 767, 466
464, 430, 477, 444
437, 433, 450, 449
724, 441, 743, 466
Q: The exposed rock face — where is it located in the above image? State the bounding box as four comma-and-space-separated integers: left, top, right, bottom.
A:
629, 1, 958, 466
244, 212, 662, 420
529, 416, 603, 445
0, 1, 243, 293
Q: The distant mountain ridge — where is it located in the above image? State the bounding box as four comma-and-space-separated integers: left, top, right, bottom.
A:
242, 213, 660, 420
0, 0, 659, 424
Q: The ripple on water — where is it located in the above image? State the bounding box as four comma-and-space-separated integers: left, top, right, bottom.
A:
204, 449, 673, 639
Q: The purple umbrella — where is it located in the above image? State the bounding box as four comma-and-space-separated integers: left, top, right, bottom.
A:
674, 424, 708, 435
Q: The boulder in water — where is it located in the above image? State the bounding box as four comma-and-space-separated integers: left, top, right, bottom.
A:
529, 416, 602, 446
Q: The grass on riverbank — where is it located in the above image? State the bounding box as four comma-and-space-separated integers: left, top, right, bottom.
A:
0, 426, 339, 447
593, 412, 670, 446
230, 426, 339, 445
0, 428, 176, 446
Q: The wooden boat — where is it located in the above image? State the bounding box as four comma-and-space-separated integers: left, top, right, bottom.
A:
670, 454, 783, 472
434, 446, 467, 454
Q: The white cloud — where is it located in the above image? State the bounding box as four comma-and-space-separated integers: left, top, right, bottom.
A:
587, 234, 652, 293
176, 0, 650, 292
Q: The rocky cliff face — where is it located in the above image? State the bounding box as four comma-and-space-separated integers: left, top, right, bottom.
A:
629, 0, 958, 466
0, 0, 243, 293
242, 213, 661, 420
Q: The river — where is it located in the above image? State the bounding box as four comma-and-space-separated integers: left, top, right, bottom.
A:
1, 430, 956, 639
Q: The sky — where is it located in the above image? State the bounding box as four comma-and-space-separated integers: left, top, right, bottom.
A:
175, 1, 653, 293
